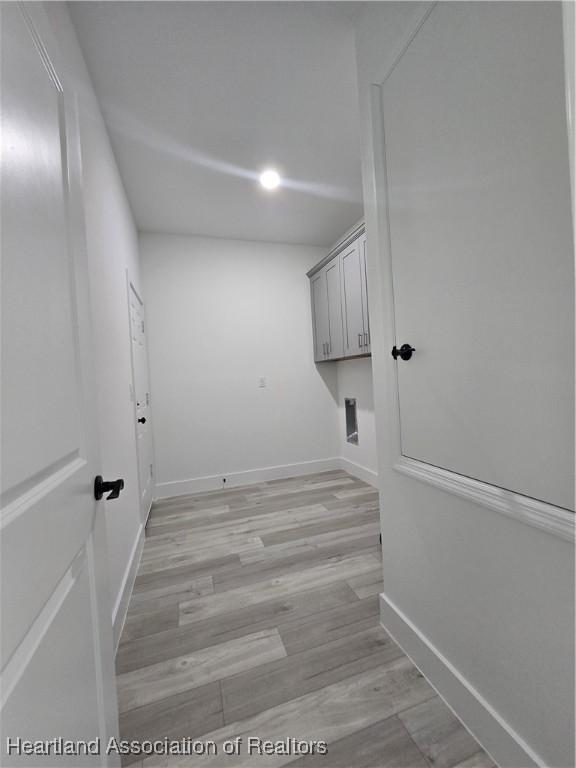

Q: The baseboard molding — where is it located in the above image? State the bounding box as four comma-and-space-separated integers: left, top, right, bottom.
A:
112, 522, 145, 652
379, 593, 543, 768
154, 458, 342, 500
339, 457, 379, 487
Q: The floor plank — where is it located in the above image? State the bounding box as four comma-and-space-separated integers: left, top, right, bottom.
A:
178, 553, 381, 625
116, 583, 358, 675
119, 682, 223, 767
117, 471, 493, 768
288, 716, 429, 767
278, 595, 380, 655
117, 628, 286, 712
142, 657, 436, 768
398, 697, 483, 768
221, 626, 404, 723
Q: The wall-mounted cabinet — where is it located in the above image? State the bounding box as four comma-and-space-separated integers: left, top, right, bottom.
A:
308, 224, 370, 362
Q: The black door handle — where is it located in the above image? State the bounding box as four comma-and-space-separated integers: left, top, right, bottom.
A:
138, 417, 146, 424
392, 344, 415, 361
94, 475, 125, 501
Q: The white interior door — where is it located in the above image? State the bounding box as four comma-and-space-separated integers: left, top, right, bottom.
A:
1, 5, 119, 764
382, 2, 574, 511
129, 282, 154, 518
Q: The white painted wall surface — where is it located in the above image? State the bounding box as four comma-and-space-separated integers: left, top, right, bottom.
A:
356, 4, 574, 767
336, 359, 377, 483
140, 234, 340, 496
44, 4, 145, 644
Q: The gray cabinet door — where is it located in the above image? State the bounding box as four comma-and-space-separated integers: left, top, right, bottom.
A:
325, 259, 344, 359
359, 233, 370, 353
311, 271, 329, 361
341, 240, 366, 356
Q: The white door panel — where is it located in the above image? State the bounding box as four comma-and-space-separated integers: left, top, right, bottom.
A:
1, 3, 81, 491
2, 559, 102, 766
1, 4, 119, 763
382, 2, 574, 509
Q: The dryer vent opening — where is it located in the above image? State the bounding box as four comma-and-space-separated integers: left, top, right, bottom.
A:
345, 398, 358, 445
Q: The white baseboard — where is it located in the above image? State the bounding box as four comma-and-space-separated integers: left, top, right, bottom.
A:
339, 457, 379, 487
112, 522, 145, 652
154, 458, 342, 499
379, 593, 543, 768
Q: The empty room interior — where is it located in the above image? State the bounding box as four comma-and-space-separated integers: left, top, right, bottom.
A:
1, 2, 575, 767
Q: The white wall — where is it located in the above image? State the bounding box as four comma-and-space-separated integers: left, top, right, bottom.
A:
356, 4, 574, 768
45, 4, 145, 645
140, 233, 341, 496
336, 359, 377, 483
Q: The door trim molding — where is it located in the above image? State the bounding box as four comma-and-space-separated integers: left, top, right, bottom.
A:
395, 456, 574, 542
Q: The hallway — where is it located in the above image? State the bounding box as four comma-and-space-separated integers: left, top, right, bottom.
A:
116, 471, 491, 768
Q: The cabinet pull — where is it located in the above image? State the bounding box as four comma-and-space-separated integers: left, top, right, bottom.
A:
364, 332, 369, 347
358, 333, 363, 348
327, 341, 331, 356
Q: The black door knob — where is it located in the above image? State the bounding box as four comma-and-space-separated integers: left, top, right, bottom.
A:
392, 344, 415, 361
94, 475, 125, 501
138, 417, 146, 424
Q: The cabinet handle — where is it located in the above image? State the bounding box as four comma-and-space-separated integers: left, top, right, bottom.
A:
364, 332, 369, 347
327, 341, 331, 356
358, 333, 363, 348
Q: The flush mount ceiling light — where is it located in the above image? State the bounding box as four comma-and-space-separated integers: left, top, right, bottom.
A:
259, 169, 281, 190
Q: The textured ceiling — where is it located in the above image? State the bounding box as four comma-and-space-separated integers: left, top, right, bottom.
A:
70, 2, 364, 246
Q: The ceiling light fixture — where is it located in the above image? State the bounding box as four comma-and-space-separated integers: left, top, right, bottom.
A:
259, 169, 281, 190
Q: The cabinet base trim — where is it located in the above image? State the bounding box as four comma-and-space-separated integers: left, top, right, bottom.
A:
379, 593, 545, 768
394, 456, 574, 542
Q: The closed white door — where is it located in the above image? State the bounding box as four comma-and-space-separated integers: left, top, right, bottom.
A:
129, 283, 154, 518
382, 3, 574, 509
1, 5, 119, 764
325, 259, 344, 360
341, 240, 366, 356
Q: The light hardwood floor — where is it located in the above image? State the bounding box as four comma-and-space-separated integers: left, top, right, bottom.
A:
116, 471, 495, 768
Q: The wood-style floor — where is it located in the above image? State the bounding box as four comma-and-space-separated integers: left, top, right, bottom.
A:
116, 470, 494, 768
